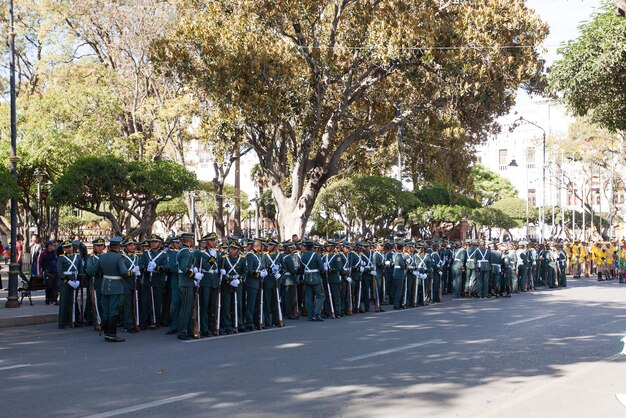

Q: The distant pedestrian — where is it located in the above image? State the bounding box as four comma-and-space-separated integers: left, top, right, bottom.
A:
3, 245, 9, 264
39, 241, 59, 305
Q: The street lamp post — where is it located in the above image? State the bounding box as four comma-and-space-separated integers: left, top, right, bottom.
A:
6, 0, 19, 308
34, 169, 43, 237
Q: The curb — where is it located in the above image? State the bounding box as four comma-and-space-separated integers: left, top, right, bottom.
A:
0, 314, 57, 328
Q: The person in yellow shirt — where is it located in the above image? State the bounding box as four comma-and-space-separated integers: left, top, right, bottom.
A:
571, 241, 580, 278
565, 242, 572, 276
618, 242, 626, 283
583, 241, 591, 278
594, 242, 608, 281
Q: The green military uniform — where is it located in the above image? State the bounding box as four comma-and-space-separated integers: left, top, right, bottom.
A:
196, 233, 221, 337
299, 242, 325, 321
220, 244, 247, 334
414, 247, 431, 305
474, 244, 491, 298
120, 238, 141, 332
165, 239, 180, 330
262, 241, 282, 327
392, 244, 407, 310
85, 238, 105, 330
281, 243, 298, 319
465, 243, 478, 297
139, 235, 169, 329
372, 245, 385, 311
95, 236, 128, 342
324, 245, 343, 317
558, 246, 567, 288
489, 245, 502, 297
430, 247, 443, 303
176, 234, 196, 340
57, 240, 84, 328
244, 245, 265, 330
451, 244, 467, 298
404, 244, 417, 308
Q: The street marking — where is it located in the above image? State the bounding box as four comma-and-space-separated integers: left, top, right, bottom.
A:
344, 339, 443, 362
616, 394, 626, 408
505, 315, 551, 326
83, 392, 201, 418
0, 364, 31, 371
182, 325, 294, 343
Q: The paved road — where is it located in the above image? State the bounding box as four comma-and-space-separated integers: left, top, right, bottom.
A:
2, 278, 626, 418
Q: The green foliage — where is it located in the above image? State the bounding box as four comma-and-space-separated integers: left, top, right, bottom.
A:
414, 184, 480, 208
315, 175, 417, 234
409, 205, 472, 226
469, 164, 518, 205
469, 207, 517, 231
489, 197, 538, 227
0, 166, 19, 204
309, 217, 344, 238
549, 2, 626, 132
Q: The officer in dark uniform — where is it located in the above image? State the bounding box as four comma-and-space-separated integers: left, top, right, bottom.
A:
140, 234, 168, 329
174, 232, 197, 340
57, 239, 84, 329
164, 236, 180, 329
262, 239, 283, 328
95, 236, 127, 342
196, 233, 221, 337
85, 238, 105, 330
120, 237, 141, 333
244, 238, 265, 330
220, 241, 247, 334
299, 239, 325, 321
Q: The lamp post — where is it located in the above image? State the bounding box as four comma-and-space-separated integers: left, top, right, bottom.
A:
6, 0, 19, 308
513, 116, 546, 242
252, 193, 260, 239
34, 168, 43, 237
509, 158, 530, 239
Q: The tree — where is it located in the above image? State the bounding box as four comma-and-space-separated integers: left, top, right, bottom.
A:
154, 0, 547, 237
468, 164, 518, 206
549, 2, 626, 134
315, 175, 417, 238
51, 157, 198, 237
489, 197, 538, 228
156, 197, 188, 234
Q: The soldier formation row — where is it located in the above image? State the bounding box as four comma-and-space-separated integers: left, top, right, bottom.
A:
42, 233, 612, 342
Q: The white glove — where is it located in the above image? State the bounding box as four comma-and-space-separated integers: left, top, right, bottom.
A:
194, 279, 200, 287
148, 261, 157, 270
420, 273, 427, 280
346, 277, 352, 283
274, 272, 282, 279
438, 271, 443, 276
360, 261, 366, 267
193, 267, 199, 274
194, 272, 203, 282
272, 264, 280, 272
260, 269, 268, 278
230, 278, 240, 287
132, 266, 141, 276
370, 271, 376, 276
147, 266, 155, 273
385, 260, 391, 266
324, 262, 330, 271
412, 271, 419, 277
209, 249, 217, 258
68, 280, 79, 289
220, 269, 227, 276
359, 267, 365, 273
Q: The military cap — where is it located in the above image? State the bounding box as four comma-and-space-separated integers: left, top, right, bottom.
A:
109, 236, 124, 245
228, 241, 243, 249
148, 234, 164, 243
92, 238, 106, 246
267, 238, 280, 246
179, 232, 194, 239
170, 235, 180, 242
205, 232, 219, 241
281, 240, 295, 247
122, 236, 137, 246
61, 239, 73, 248
141, 240, 150, 247
45, 240, 55, 247
71, 239, 81, 246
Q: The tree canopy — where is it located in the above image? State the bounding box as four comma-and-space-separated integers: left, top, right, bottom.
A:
549, 2, 626, 133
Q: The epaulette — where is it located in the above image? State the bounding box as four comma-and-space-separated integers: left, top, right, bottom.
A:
239, 255, 246, 259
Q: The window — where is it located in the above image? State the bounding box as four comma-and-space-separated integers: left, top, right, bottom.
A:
526, 147, 535, 169
498, 149, 508, 171
528, 189, 536, 206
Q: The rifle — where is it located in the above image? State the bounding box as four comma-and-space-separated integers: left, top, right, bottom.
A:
294, 282, 300, 319
133, 276, 139, 332
70, 281, 76, 328
412, 273, 418, 307
233, 277, 238, 333
356, 280, 362, 313
326, 273, 335, 319
79, 279, 85, 326
373, 274, 380, 312
346, 277, 353, 316
258, 276, 264, 330
403, 273, 408, 308
275, 286, 284, 327
91, 276, 101, 331
192, 257, 202, 338
216, 279, 222, 336
149, 268, 157, 329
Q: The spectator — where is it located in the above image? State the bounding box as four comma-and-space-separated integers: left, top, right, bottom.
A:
3, 244, 9, 264
39, 240, 59, 305
16, 234, 28, 283
30, 236, 42, 277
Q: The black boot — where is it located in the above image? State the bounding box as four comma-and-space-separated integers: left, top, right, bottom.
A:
101, 318, 108, 339
598, 272, 603, 281
106, 316, 125, 342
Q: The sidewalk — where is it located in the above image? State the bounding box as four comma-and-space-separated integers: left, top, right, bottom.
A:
0, 263, 57, 328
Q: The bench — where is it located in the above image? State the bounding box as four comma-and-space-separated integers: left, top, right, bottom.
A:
18, 275, 47, 306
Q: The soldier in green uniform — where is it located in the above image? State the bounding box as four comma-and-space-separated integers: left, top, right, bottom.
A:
404, 242, 416, 308
350, 243, 365, 313
220, 241, 247, 334
196, 233, 221, 337
451, 241, 467, 298
120, 237, 141, 333
164, 236, 180, 329
95, 236, 128, 342
299, 240, 326, 321
383, 243, 394, 305
322, 242, 340, 318
85, 238, 105, 331
281, 241, 298, 320
430, 243, 443, 303
474, 241, 491, 298
413, 243, 431, 305
465, 240, 478, 297
489, 243, 502, 297
372, 242, 386, 312
339, 242, 353, 315
244, 238, 265, 330
57, 239, 84, 329
140, 234, 168, 330
502, 243, 515, 297
546, 244, 557, 288
173, 232, 197, 340
392, 241, 407, 310
262, 239, 283, 328
557, 243, 567, 288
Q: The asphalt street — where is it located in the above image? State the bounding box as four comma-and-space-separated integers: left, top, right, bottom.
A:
1, 278, 626, 418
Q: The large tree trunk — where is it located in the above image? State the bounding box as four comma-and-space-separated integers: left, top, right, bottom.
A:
233, 141, 242, 236
213, 181, 225, 238
270, 182, 319, 240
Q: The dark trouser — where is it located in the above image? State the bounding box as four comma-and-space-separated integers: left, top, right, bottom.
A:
393, 277, 405, 309
503, 269, 512, 295
101, 293, 121, 319
162, 274, 172, 326
244, 283, 259, 328
263, 282, 282, 326
559, 265, 567, 287
326, 282, 341, 316
477, 270, 490, 297
351, 279, 363, 312
122, 281, 138, 331
58, 281, 72, 326
168, 275, 181, 332
285, 284, 298, 318
200, 286, 219, 334
451, 265, 463, 297
141, 285, 163, 328
518, 266, 526, 291
362, 275, 375, 311
405, 273, 416, 307
385, 273, 394, 305
465, 269, 476, 296
221, 285, 243, 331
44, 272, 59, 304
432, 271, 442, 302
305, 282, 325, 317
177, 286, 194, 338
340, 278, 351, 314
